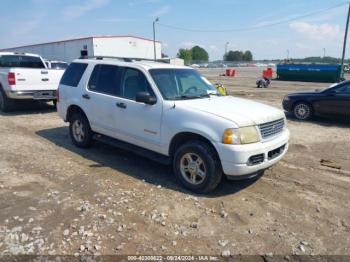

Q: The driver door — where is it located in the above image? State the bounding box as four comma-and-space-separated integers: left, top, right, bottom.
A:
112, 67, 163, 153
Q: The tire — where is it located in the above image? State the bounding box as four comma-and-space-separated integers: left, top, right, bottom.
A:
173, 140, 222, 194
69, 112, 93, 148
0, 88, 14, 112
293, 102, 313, 120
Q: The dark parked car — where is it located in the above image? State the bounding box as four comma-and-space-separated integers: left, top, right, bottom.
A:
282, 80, 350, 120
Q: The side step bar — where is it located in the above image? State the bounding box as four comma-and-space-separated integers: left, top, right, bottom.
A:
93, 134, 171, 165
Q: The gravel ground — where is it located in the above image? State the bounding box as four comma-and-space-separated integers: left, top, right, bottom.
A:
0, 68, 349, 257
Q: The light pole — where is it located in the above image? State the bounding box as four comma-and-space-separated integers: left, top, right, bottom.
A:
323, 48, 326, 58
153, 17, 159, 61
224, 42, 229, 61
340, 2, 350, 80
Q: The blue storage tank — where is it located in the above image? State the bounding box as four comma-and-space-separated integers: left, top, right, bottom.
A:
277, 64, 341, 82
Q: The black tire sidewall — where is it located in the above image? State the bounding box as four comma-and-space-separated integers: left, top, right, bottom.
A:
0, 88, 11, 112
69, 113, 92, 148
173, 141, 222, 193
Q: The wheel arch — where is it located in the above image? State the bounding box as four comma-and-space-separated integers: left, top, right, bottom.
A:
168, 132, 220, 160
66, 104, 89, 123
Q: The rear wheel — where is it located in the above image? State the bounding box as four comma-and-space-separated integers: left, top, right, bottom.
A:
69, 112, 93, 148
173, 141, 222, 193
293, 102, 312, 120
0, 88, 14, 112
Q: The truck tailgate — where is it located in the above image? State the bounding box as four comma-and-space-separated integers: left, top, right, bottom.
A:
11, 68, 64, 91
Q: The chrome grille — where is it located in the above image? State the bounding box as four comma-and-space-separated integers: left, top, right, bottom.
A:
259, 118, 285, 139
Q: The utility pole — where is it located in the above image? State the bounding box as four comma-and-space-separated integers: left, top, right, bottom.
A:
153, 17, 159, 61
224, 42, 229, 61
340, 2, 350, 80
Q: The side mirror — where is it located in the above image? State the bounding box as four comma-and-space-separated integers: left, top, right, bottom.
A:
136, 92, 157, 105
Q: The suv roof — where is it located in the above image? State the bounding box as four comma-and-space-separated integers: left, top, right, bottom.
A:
73, 58, 190, 71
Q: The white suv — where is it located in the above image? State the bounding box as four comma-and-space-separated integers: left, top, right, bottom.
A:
57, 58, 289, 193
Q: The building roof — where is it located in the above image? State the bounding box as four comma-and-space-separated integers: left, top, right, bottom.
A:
1, 35, 161, 50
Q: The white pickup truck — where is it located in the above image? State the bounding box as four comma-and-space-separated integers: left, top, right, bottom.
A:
57, 58, 290, 193
0, 52, 65, 112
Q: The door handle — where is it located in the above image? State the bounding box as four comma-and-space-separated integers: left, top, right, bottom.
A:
82, 94, 90, 100
41, 78, 49, 82
116, 102, 127, 109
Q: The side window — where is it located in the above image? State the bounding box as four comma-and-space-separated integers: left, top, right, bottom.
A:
88, 64, 122, 96
60, 63, 88, 87
122, 68, 154, 100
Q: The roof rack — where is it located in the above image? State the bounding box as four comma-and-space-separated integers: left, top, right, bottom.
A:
81, 56, 167, 63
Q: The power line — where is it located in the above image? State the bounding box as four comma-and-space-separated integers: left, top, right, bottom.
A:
158, 1, 349, 33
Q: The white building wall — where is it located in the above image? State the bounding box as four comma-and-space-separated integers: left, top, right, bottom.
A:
2, 36, 162, 62
92, 37, 162, 60
4, 39, 94, 62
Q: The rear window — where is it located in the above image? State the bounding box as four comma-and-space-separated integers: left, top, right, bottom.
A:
60, 63, 88, 87
0, 55, 45, 68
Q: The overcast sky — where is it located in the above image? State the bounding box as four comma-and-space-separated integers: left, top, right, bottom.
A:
0, 0, 349, 60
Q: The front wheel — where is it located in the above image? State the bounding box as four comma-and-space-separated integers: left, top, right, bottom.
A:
173, 141, 222, 194
293, 102, 313, 120
69, 113, 93, 148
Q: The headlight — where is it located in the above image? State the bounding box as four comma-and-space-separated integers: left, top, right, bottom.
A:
283, 96, 291, 101
223, 126, 260, 145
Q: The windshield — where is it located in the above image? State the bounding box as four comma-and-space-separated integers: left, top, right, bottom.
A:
319, 82, 343, 92
149, 69, 217, 100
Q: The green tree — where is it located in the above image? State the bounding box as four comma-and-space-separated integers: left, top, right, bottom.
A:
177, 48, 192, 64
191, 46, 209, 62
243, 50, 253, 61
225, 50, 243, 61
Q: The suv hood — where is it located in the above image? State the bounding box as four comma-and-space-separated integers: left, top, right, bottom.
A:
289, 89, 325, 95
175, 96, 284, 127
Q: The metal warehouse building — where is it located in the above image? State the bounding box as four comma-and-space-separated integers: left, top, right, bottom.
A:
1, 35, 162, 62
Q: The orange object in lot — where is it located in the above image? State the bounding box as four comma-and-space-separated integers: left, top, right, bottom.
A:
225, 69, 237, 77
262, 67, 273, 79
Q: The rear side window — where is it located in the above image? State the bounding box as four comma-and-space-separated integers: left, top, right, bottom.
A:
0, 55, 45, 68
88, 64, 123, 96
60, 63, 88, 87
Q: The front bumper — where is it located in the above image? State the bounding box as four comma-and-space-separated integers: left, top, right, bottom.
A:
282, 98, 293, 112
6, 90, 56, 100
214, 129, 290, 177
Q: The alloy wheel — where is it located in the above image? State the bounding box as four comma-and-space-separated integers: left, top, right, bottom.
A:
72, 120, 85, 142
180, 153, 206, 185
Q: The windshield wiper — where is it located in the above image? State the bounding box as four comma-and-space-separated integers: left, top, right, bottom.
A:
170, 93, 216, 100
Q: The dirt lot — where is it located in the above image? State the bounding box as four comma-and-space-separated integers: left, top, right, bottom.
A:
0, 68, 349, 257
